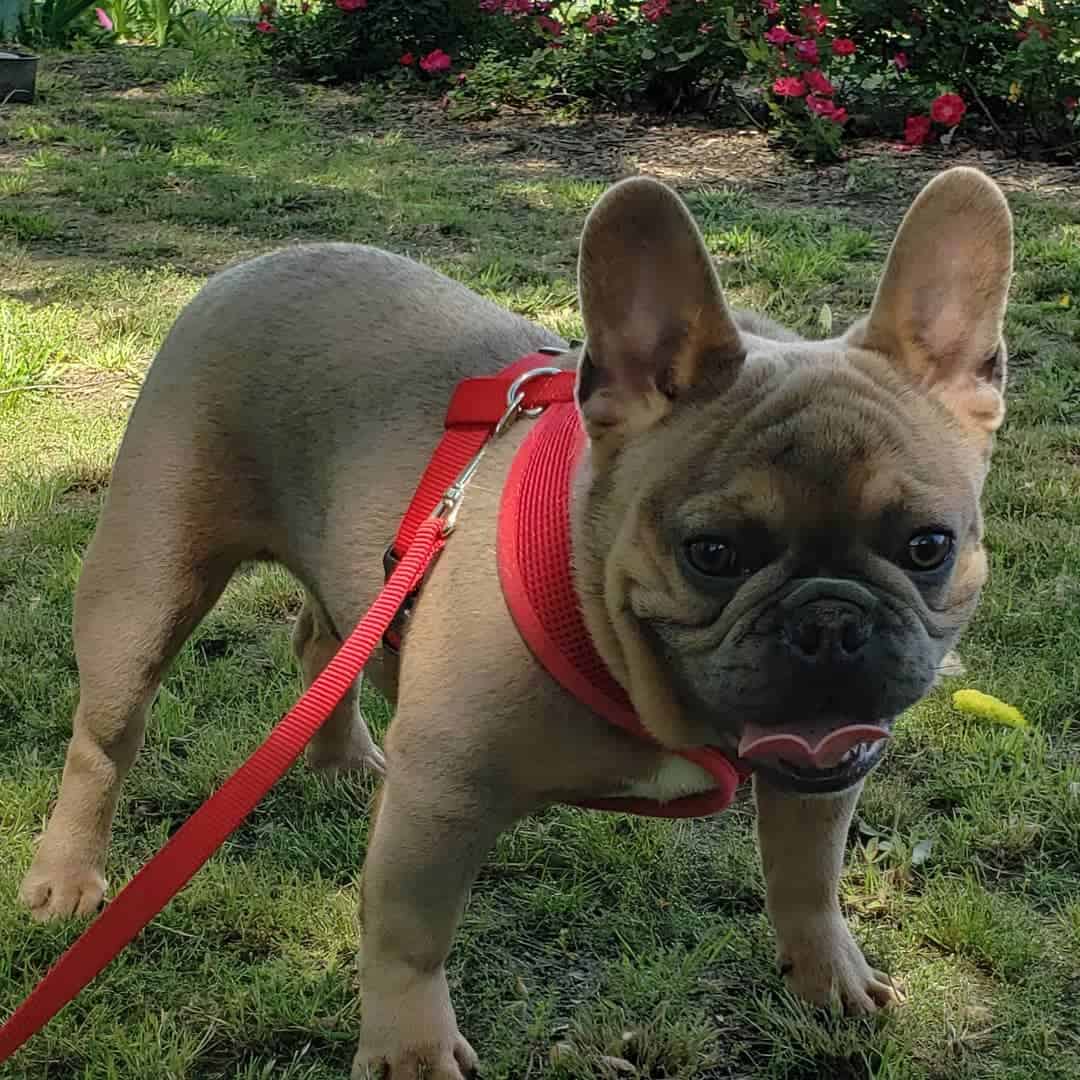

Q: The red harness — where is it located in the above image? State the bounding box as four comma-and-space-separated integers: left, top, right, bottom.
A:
388, 353, 748, 818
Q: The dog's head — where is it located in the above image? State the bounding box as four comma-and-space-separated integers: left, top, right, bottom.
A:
572, 167, 1012, 793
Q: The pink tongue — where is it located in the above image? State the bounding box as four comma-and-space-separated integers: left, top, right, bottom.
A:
738, 721, 890, 769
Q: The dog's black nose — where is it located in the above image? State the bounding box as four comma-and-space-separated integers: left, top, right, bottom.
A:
780, 579, 878, 667
783, 599, 873, 664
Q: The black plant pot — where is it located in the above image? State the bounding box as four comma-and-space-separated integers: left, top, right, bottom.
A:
0, 50, 39, 105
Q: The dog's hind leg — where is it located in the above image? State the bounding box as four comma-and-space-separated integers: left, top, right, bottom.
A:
291, 594, 385, 777
18, 492, 240, 922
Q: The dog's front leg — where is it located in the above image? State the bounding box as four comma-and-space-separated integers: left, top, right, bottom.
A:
352, 763, 526, 1079
754, 774, 902, 1014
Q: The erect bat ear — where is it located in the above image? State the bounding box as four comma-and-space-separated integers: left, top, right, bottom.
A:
851, 166, 1013, 440
576, 176, 744, 460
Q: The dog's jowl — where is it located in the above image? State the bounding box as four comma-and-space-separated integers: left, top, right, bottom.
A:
19, 167, 1012, 1078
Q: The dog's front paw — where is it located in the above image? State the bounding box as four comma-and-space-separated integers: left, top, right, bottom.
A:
352, 1034, 478, 1080
19, 839, 107, 922
353, 971, 478, 1080
776, 911, 903, 1015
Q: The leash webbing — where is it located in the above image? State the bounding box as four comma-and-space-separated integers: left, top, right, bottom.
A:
0, 518, 446, 1065
0, 353, 576, 1063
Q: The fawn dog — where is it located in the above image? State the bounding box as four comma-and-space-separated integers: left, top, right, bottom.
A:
20, 167, 1012, 1077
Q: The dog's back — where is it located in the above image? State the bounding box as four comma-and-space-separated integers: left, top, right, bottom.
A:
122, 242, 564, 570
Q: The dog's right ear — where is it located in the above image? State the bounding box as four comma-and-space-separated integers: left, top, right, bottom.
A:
576, 177, 744, 459
850, 166, 1013, 441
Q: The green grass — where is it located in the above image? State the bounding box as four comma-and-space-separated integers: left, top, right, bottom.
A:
2, 45, 1080, 1080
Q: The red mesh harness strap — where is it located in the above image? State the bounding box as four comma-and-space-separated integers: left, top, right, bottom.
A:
496, 402, 748, 818
390, 351, 746, 817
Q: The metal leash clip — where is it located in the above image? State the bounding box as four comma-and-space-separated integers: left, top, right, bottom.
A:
434, 364, 564, 536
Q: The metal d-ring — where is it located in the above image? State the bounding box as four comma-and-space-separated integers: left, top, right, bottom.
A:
506, 365, 565, 419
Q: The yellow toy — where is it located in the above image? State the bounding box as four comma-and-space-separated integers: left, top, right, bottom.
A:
951, 689, 1028, 729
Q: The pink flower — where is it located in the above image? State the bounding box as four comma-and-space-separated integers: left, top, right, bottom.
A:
479, 0, 501, 10
806, 94, 835, 117
828, 106, 848, 125
536, 13, 562, 35
892, 51, 909, 71
698, 21, 713, 34
335, 0, 366, 10
799, 4, 828, 35
254, 18, 275, 31
804, 68, 834, 96
419, 48, 452, 73
399, 51, 415, 65
773, 76, 807, 98
641, 0, 670, 23
584, 11, 615, 32
904, 114, 932, 145
930, 92, 966, 127
794, 38, 819, 64
761, 0, 779, 13
95, 6, 113, 29
831, 37, 855, 56
764, 25, 798, 46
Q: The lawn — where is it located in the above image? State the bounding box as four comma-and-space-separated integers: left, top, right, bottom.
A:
2, 45, 1080, 1080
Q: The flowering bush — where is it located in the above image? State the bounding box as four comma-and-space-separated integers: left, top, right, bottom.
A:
251, 0, 514, 82
728, 3, 856, 159
731, 0, 1080, 159
252, 0, 1080, 161
446, 1, 746, 113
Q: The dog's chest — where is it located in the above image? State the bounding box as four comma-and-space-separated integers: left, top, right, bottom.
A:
617, 755, 720, 802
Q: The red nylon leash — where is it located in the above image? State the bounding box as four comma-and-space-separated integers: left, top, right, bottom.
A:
0, 518, 445, 1065
0, 354, 572, 1064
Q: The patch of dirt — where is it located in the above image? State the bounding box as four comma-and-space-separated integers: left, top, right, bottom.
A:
56, 479, 109, 515
13, 51, 1080, 229
320, 90, 1080, 227
0, 145, 36, 170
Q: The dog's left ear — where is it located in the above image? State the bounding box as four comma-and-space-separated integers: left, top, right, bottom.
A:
851, 166, 1013, 436
576, 176, 744, 459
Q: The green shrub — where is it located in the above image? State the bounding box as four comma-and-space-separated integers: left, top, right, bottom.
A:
249, 0, 1080, 161
251, 0, 517, 83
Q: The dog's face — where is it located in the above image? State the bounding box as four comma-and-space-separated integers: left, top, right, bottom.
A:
572, 168, 1013, 794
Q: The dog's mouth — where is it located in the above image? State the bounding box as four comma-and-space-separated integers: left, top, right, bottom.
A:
737, 719, 892, 793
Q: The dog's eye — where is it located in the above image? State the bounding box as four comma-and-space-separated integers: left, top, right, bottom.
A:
685, 538, 739, 577
904, 530, 954, 571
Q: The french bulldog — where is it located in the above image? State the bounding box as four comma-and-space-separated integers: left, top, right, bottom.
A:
18, 166, 1012, 1077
